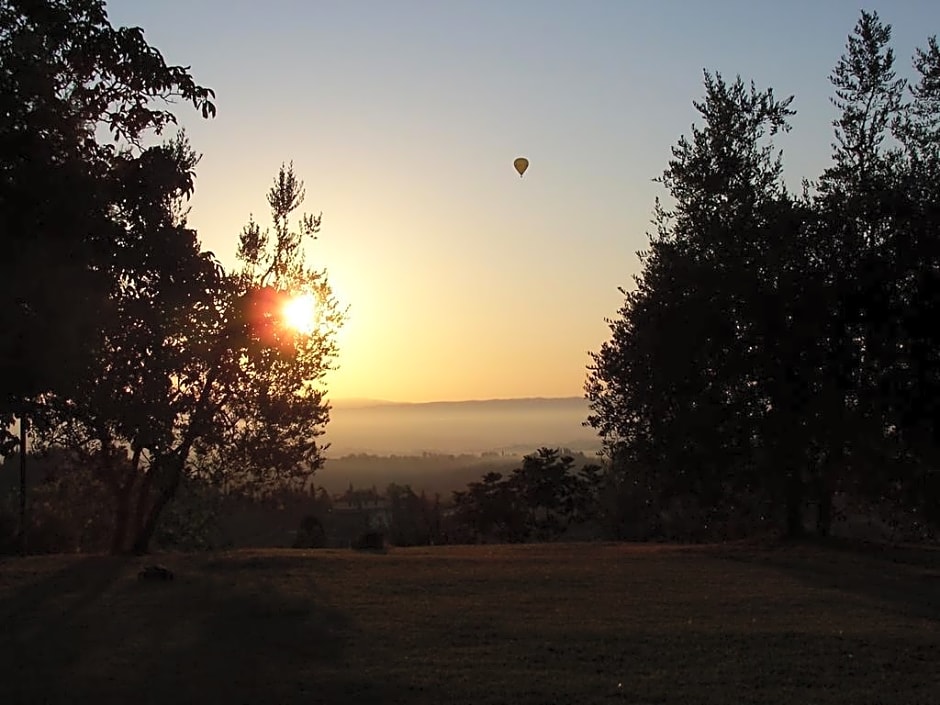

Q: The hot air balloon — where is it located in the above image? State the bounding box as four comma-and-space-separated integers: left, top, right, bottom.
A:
513, 157, 529, 178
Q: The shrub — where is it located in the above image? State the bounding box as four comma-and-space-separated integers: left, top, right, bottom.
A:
293, 514, 326, 548
352, 530, 385, 551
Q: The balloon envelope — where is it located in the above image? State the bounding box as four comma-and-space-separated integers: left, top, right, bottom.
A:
513, 157, 529, 177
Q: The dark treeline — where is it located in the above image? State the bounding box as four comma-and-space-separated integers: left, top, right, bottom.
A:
586, 11, 940, 542
0, 447, 600, 551
318, 450, 596, 497
316, 448, 605, 547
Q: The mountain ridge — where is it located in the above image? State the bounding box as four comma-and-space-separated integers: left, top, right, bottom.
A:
328, 395, 587, 410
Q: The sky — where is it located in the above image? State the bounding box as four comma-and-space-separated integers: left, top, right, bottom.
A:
105, 0, 940, 404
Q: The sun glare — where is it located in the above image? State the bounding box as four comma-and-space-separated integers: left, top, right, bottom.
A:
282, 293, 317, 334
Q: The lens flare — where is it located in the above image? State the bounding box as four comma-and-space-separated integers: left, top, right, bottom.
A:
282, 293, 317, 334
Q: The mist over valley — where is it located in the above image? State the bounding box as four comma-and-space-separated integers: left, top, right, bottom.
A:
322, 396, 599, 456
316, 397, 601, 494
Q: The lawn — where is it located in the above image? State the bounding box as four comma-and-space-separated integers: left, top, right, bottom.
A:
0, 541, 937, 704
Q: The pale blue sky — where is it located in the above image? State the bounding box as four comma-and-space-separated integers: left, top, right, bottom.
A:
106, 1, 940, 402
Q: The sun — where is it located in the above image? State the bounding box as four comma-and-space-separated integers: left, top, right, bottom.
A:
281, 293, 317, 334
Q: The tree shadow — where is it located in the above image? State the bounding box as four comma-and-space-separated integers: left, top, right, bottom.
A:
715, 538, 940, 622
0, 555, 129, 639
0, 553, 418, 705
201, 550, 343, 573
0, 555, 132, 703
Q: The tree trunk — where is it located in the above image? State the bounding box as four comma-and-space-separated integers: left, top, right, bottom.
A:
128, 368, 213, 554
130, 457, 184, 555
785, 467, 804, 539
107, 446, 143, 554
816, 445, 841, 538
110, 484, 133, 555
18, 413, 27, 556
817, 490, 832, 538
131, 467, 157, 543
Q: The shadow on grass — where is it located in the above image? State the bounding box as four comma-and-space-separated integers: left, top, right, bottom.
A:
0, 553, 415, 705
0, 556, 131, 703
201, 550, 344, 573
470, 628, 938, 705
716, 537, 940, 622
0, 555, 128, 639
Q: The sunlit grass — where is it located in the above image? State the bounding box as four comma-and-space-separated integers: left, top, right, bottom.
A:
0, 541, 937, 704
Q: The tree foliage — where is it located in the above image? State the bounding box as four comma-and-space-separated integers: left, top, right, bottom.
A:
0, 0, 215, 445
34, 163, 343, 554
2, 1, 344, 554
451, 448, 603, 543
586, 11, 940, 540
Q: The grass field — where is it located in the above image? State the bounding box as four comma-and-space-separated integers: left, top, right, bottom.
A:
1, 541, 938, 704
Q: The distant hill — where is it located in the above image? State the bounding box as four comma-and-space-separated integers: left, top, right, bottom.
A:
329, 398, 400, 409
322, 396, 600, 456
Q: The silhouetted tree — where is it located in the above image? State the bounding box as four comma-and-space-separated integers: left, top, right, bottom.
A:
586, 11, 940, 541
507, 448, 583, 539
814, 12, 940, 531
452, 449, 605, 542
0, 0, 221, 553
385, 483, 441, 546
34, 164, 344, 554
587, 71, 808, 536
453, 471, 525, 543
0, 0, 215, 444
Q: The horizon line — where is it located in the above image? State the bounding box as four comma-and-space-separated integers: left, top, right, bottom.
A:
328, 395, 587, 407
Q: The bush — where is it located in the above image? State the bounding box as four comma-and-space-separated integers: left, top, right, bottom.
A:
352, 530, 385, 551
153, 477, 225, 552
293, 514, 326, 548
27, 466, 113, 553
